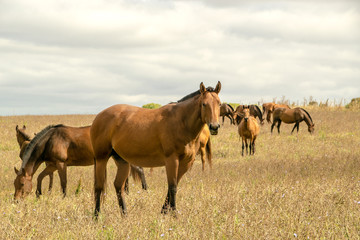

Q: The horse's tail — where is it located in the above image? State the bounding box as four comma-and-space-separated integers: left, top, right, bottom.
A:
300, 108, 313, 124
21, 124, 64, 170
130, 165, 148, 190
226, 103, 234, 112
206, 138, 212, 168
130, 165, 142, 183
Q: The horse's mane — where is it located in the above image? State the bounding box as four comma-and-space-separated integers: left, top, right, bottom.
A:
177, 87, 215, 103
21, 124, 64, 169
300, 108, 313, 124
226, 104, 234, 111
252, 105, 263, 119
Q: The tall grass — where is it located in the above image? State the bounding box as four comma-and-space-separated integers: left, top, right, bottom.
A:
1, 109, 360, 239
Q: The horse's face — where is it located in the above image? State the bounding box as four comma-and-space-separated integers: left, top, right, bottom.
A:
15, 125, 26, 144
243, 108, 250, 122
13, 167, 32, 200
199, 81, 221, 135
308, 124, 315, 134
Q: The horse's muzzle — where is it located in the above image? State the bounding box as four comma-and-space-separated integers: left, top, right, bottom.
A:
209, 123, 220, 135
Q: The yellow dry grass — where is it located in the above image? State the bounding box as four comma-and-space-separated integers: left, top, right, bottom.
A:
0, 109, 360, 239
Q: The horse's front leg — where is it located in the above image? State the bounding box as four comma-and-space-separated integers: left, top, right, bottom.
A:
291, 122, 298, 134
36, 164, 57, 198
113, 158, 130, 216
241, 138, 245, 156
161, 155, 179, 214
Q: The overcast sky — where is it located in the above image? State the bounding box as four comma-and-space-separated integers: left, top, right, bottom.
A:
0, 0, 359, 115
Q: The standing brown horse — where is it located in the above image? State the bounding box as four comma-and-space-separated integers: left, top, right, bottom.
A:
13, 125, 147, 200
262, 102, 290, 123
198, 125, 212, 171
220, 103, 235, 125
238, 107, 260, 156
91, 82, 221, 217
234, 105, 264, 125
271, 107, 315, 134
15, 125, 54, 193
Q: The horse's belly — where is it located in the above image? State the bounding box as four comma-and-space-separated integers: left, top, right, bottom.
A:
120, 153, 166, 168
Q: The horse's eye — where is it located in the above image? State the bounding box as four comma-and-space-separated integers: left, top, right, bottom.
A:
202, 103, 206, 107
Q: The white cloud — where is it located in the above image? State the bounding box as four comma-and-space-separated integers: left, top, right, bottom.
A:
0, 0, 359, 115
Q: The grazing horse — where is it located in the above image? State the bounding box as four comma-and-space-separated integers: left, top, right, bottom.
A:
220, 103, 235, 125
262, 102, 290, 123
271, 107, 315, 134
234, 105, 264, 125
90, 82, 221, 217
15, 125, 54, 192
238, 107, 260, 156
13, 125, 147, 200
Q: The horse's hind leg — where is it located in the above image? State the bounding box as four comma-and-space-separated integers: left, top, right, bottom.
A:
36, 164, 57, 198
56, 161, 67, 197
113, 157, 130, 215
271, 121, 276, 134
277, 121, 282, 134
94, 158, 109, 218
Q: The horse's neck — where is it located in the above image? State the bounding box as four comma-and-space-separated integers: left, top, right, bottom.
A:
178, 98, 204, 139
23, 159, 42, 177
17, 134, 30, 147
302, 110, 312, 126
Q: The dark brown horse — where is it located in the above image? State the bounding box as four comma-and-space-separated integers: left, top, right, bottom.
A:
14, 125, 147, 200
271, 107, 315, 134
234, 105, 264, 125
90, 82, 221, 217
220, 103, 235, 125
238, 107, 260, 156
262, 102, 291, 123
16, 125, 54, 192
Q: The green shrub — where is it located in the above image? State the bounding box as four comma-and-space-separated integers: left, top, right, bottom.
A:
142, 103, 162, 109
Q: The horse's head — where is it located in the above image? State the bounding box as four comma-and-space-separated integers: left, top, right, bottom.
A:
234, 112, 245, 125
243, 107, 250, 123
13, 167, 32, 200
15, 125, 28, 146
308, 123, 315, 134
199, 81, 221, 135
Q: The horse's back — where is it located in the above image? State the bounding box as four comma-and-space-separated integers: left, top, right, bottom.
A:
46, 125, 93, 166
91, 104, 176, 167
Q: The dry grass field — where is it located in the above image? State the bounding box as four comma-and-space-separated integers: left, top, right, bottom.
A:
1, 108, 360, 239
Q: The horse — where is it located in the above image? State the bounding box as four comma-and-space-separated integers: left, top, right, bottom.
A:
90, 82, 221, 217
220, 103, 235, 125
13, 125, 147, 200
262, 102, 291, 123
198, 125, 212, 171
15, 125, 54, 193
271, 107, 315, 134
238, 107, 260, 156
234, 104, 264, 125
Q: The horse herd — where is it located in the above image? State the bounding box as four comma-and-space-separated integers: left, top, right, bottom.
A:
12, 82, 315, 218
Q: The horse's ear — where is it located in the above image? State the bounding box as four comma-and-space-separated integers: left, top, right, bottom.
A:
16, 125, 19, 131
214, 81, 221, 94
200, 82, 206, 94
14, 167, 20, 175
23, 125, 26, 129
